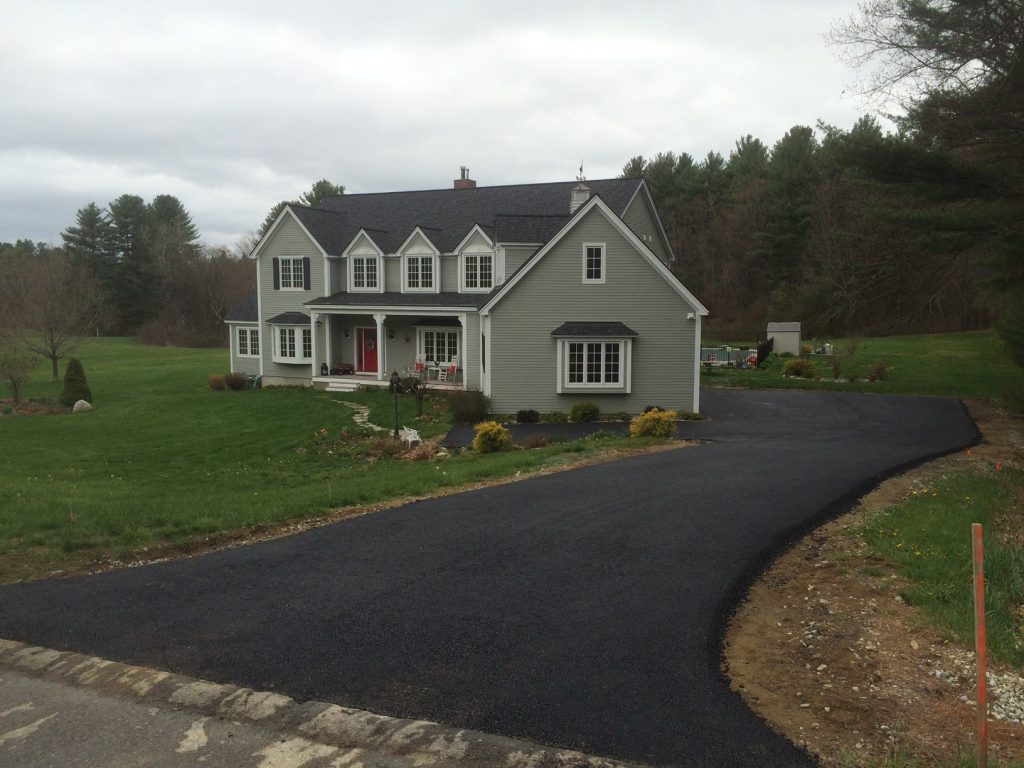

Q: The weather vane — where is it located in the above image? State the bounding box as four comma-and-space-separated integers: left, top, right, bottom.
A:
577, 163, 586, 182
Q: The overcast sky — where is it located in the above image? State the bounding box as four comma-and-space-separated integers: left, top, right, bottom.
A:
1, 0, 878, 248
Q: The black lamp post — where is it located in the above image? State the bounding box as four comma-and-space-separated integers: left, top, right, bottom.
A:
389, 370, 401, 440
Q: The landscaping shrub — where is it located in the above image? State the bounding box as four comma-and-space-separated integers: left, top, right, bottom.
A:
364, 436, 404, 459
520, 432, 549, 449
606, 411, 631, 421
677, 411, 703, 421
543, 410, 568, 423
869, 363, 889, 381
224, 372, 247, 391
516, 409, 540, 423
208, 374, 226, 391
60, 358, 92, 406
643, 404, 664, 414
782, 358, 817, 378
448, 390, 491, 424
570, 401, 600, 422
406, 439, 441, 461
585, 430, 619, 441
630, 408, 678, 438
472, 420, 512, 453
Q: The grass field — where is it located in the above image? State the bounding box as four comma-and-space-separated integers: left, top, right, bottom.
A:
0, 338, 661, 579
702, 330, 1023, 400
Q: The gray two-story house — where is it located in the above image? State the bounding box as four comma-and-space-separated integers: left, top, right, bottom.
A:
227, 172, 708, 414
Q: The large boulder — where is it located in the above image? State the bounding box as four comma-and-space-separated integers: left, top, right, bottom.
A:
72, 400, 94, 413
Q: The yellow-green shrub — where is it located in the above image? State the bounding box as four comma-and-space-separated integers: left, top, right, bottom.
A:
782, 358, 817, 378
472, 420, 512, 453
629, 409, 678, 438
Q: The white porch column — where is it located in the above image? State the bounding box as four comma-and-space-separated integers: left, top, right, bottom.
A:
458, 313, 468, 390
373, 312, 386, 381
311, 312, 319, 377
325, 313, 332, 370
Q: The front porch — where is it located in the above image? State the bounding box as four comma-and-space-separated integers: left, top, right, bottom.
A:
310, 309, 470, 391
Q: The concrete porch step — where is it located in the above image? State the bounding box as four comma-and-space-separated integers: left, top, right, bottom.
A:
325, 382, 359, 393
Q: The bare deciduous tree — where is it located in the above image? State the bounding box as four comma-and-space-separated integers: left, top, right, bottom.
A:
0, 249, 109, 380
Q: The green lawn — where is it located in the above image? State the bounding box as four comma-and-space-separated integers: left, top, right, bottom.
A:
0, 338, 659, 576
862, 470, 1024, 666
702, 330, 1023, 400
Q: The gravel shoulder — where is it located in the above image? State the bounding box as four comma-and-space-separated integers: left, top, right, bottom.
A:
724, 400, 1024, 765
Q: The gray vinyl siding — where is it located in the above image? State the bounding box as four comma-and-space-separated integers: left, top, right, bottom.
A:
229, 325, 261, 376
621, 194, 670, 265
501, 245, 538, 280
330, 258, 346, 293
258, 214, 324, 383
441, 255, 459, 291
384, 256, 402, 292
487, 208, 698, 414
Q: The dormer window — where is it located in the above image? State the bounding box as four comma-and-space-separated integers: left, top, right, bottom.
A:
406, 255, 434, 290
463, 252, 494, 291
352, 255, 378, 290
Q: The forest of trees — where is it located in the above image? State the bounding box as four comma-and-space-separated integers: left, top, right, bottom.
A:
639, 0, 1022, 352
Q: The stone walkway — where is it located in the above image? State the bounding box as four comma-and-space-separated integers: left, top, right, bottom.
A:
339, 401, 387, 433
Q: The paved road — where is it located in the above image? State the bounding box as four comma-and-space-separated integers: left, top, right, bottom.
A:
0, 391, 977, 767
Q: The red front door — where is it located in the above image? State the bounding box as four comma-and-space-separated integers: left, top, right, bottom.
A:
357, 328, 378, 373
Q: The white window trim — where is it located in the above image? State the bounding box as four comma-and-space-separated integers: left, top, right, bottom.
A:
582, 242, 606, 284
236, 326, 260, 358
402, 252, 439, 293
460, 250, 495, 292
556, 338, 631, 393
348, 253, 382, 293
278, 256, 305, 291
417, 327, 461, 365
272, 325, 313, 364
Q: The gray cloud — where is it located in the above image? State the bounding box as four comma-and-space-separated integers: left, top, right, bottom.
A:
1, 0, 873, 247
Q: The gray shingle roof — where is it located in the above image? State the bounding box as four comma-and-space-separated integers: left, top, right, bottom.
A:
550, 322, 639, 337
266, 311, 311, 325
306, 291, 491, 309
225, 291, 258, 322
287, 178, 643, 256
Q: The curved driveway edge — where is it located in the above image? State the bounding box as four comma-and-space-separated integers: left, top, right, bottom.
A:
0, 638, 646, 768
0, 391, 979, 767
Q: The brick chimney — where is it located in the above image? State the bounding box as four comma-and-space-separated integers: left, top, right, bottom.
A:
454, 166, 477, 189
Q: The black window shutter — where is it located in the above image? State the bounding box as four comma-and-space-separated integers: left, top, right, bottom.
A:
272, 258, 280, 290
303, 257, 311, 290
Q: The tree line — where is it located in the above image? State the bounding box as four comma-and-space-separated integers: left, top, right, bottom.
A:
625, 0, 1022, 359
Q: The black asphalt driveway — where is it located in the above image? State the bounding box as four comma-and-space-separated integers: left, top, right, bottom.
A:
0, 391, 977, 767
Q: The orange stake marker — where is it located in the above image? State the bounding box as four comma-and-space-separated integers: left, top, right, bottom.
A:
972, 523, 988, 768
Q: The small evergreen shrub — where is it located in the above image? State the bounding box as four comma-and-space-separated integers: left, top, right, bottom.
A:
60, 358, 92, 406
224, 372, 247, 391
570, 401, 600, 422
448, 390, 491, 424
208, 374, 226, 390
607, 411, 631, 421
630, 409, 678, 438
521, 433, 550, 449
782, 358, 817, 378
643, 404, 664, 414
472, 420, 512, 453
516, 409, 540, 423
677, 411, 703, 421
543, 410, 568, 424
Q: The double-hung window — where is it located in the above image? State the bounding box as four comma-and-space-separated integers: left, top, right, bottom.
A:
582, 243, 605, 284
273, 326, 312, 364
279, 258, 303, 289
236, 327, 260, 357
406, 255, 434, 290
463, 252, 494, 290
351, 255, 379, 290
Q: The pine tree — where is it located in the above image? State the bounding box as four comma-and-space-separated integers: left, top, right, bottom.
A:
59, 358, 92, 407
